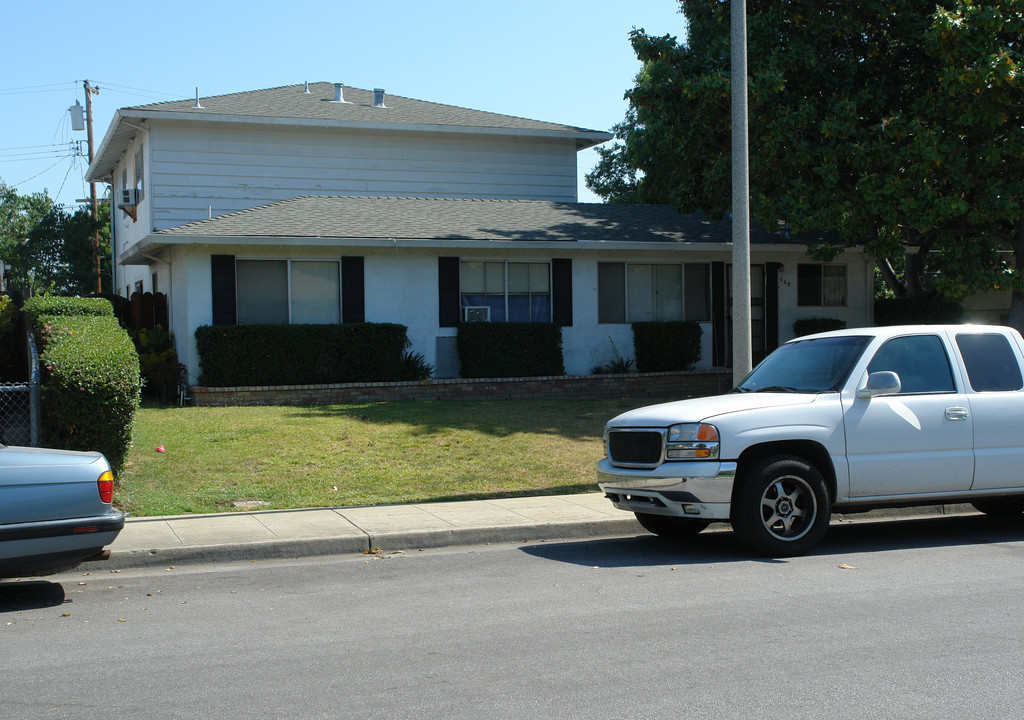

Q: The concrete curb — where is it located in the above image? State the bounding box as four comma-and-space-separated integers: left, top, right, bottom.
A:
99, 514, 646, 571
92, 499, 979, 572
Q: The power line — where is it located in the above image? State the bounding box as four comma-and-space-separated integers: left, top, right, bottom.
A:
0, 81, 78, 96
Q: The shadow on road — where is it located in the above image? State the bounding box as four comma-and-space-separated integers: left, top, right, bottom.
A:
0, 581, 67, 612
522, 513, 1024, 567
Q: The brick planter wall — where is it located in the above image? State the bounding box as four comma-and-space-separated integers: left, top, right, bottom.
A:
190, 370, 734, 406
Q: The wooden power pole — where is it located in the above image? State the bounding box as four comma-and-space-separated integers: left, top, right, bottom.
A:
83, 79, 102, 293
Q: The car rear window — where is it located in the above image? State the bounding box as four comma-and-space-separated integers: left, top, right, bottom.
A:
956, 333, 1023, 392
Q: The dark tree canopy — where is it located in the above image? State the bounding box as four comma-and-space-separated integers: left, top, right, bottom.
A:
0, 180, 109, 296
588, 0, 1024, 327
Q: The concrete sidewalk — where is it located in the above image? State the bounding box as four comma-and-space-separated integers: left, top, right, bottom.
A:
97, 494, 976, 571
100, 493, 646, 570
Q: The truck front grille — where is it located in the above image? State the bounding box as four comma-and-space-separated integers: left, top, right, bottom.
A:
607, 429, 664, 466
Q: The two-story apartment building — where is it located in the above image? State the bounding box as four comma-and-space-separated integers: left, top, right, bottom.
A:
86, 82, 872, 382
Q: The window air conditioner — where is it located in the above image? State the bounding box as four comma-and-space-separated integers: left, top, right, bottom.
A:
119, 188, 139, 206
463, 306, 490, 322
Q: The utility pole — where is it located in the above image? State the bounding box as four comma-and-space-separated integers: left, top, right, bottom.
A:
730, 0, 752, 385
84, 79, 102, 293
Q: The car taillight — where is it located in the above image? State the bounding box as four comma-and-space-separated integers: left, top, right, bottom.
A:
98, 471, 114, 503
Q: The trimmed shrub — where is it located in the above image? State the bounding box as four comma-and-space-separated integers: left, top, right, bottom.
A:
457, 323, 564, 378
874, 296, 964, 325
793, 317, 847, 337
36, 311, 141, 474
195, 323, 410, 386
631, 322, 703, 372
24, 295, 113, 320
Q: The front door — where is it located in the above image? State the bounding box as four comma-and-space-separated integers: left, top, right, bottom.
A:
724, 264, 766, 365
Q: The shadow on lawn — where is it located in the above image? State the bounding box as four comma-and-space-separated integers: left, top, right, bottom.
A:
287, 396, 670, 441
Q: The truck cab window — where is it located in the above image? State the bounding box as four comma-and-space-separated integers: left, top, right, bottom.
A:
867, 335, 955, 394
956, 333, 1024, 392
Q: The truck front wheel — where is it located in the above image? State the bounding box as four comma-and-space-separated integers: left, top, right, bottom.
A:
732, 455, 831, 557
634, 513, 710, 539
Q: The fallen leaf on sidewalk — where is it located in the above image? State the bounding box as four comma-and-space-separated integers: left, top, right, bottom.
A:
838, 563, 858, 570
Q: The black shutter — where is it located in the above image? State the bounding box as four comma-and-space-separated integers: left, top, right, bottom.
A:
765, 262, 781, 354
341, 256, 365, 323
438, 256, 460, 327
551, 258, 573, 326
211, 255, 236, 326
711, 261, 726, 367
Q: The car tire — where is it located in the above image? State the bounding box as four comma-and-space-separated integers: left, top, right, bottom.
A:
732, 455, 831, 557
971, 497, 1024, 518
634, 512, 710, 538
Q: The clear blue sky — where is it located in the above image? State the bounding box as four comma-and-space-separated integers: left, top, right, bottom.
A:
1, 0, 686, 209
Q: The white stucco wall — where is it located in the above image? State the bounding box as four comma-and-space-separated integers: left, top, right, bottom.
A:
170, 243, 872, 385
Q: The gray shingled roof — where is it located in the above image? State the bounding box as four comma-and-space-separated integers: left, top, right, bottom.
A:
154, 196, 834, 245
128, 82, 603, 134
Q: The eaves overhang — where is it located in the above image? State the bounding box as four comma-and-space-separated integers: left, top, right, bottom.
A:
117, 233, 831, 267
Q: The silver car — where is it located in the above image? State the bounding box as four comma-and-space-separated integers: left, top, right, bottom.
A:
0, 446, 124, 580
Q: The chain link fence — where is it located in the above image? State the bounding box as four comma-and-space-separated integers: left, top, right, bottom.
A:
0, 329, 40, 446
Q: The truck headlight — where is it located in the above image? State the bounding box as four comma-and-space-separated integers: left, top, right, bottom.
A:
666, 423, 720, 460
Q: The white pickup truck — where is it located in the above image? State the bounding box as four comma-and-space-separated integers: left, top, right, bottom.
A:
597, 324, 1024, 556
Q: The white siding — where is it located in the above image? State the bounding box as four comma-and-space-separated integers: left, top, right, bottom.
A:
146, 121, 579, 231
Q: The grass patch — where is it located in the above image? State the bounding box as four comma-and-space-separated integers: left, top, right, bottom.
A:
118, 397, 671, 516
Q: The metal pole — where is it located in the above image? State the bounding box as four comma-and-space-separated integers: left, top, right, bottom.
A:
731, 0, 752, 384
84, 80, 101, 293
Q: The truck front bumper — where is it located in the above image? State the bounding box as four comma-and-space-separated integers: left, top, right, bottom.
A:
597, 459, 736, 521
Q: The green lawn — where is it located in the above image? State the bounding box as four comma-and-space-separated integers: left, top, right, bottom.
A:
118, 396, 669, 516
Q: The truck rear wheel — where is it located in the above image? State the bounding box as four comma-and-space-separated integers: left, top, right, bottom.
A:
732, 455, 831, 557
634, 513, 710, 538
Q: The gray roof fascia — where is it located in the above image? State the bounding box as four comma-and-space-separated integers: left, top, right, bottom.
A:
86, 108, 149, 182
142, 108, 612, 144
118, 233, 826, 266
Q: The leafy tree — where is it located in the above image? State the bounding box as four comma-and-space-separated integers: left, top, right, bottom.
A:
588, 1, 1024, 328
0, 180, 53, 278
0, 181, 109, 296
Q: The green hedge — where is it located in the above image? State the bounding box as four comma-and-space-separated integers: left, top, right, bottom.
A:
23, 295, 114, 320
195, 323, 410, 386
875, 296, 964, 325
34, 308, 140, 474
631, 322, 703, 372
457, 323, 564, 378
793, 317, 847, 337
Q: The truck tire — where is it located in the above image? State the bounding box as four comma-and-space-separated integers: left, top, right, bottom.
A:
634, 512, 710, 538
971, 497, 1024, 517
732, 455, 831, 557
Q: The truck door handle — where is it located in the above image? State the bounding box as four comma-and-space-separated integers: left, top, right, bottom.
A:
945, 407, 969, 421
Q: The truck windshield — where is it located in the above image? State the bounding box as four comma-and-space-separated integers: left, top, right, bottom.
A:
734, 335, 872, 393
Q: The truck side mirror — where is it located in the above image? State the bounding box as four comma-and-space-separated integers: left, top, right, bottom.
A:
857, 371, 902, 399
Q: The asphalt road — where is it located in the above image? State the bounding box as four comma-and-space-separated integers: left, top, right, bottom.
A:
3, 515, 1024, 719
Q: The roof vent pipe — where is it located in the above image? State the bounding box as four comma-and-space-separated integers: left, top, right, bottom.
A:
303, 81, 310, 94
332, 83, 350, 103
373, 88, 387, 108
193, 88, 203, 109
